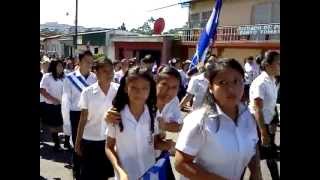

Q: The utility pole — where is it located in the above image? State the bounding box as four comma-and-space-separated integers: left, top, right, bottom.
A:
74, 0, 78, 50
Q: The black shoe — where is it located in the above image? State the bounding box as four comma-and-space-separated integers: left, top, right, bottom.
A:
53, 144, 63, 152
64, 136, 72, 150
72, 170, 80, 180
64, 142, 72, 151
276, 152, 280, 162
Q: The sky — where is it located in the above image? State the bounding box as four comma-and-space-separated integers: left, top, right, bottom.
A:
40, 0, 189, 31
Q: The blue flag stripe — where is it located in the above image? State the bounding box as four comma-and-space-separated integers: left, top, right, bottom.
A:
76, 76, 89, 87
67, 76, 83, 92
141, 152, 170, 180
189, 0, 223, 70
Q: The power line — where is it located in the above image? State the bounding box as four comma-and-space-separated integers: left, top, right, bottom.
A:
147, 0, 192, 12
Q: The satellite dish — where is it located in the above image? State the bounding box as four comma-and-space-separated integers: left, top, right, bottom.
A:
153, 18, 165, 35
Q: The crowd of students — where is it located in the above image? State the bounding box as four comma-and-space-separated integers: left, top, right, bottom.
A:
40, 49, 280, 180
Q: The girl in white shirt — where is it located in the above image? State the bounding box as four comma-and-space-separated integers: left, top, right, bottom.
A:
156, 65, 183, 134
105, 66, 175, 180
156, 65, 184, 179
105, 65, 183, 179
175, 58, 261, 180
249, 50, 280, 180
40, 59, 50, 135
40, 60, 65, 151
75, 58, 117, 180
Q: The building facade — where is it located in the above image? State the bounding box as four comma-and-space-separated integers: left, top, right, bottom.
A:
179, 0, 280, 63
43, 35, 64, 58
111, 35, 175, 65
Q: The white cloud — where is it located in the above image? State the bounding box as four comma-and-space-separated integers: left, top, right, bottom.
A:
40, 0, 189, 31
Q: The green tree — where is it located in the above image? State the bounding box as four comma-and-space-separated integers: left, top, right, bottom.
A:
130, 17, 155, 35
164, 22, 189, 34
118, 22, 127, 30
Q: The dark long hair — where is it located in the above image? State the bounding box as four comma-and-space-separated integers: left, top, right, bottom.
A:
48, 60, 64, 80
112, 66, 157, 133
201, 58, 245, 132
156, 65, 181, 85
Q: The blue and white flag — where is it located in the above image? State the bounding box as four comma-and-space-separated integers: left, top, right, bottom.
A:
140, 152, 170, 180
189, 0, 223, 70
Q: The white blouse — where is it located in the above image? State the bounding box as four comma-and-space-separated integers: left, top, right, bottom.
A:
155, 96, 182, 157
249, 71, 278, 124
156, 96, 182, 124
244, 62, 260, 85
114, 70, 124, 84
40, 73, 64, 104
176, 104, 258, 180
106, 105, 159, 180
78, 82, 119, 141
186, 73, 209, 110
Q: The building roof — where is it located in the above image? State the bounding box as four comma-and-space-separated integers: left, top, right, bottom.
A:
43, 35, 63, 40
111, 34, 174, 43
67, 29, 114, 36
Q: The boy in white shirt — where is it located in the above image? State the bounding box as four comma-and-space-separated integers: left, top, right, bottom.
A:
61, 50, 97, 179
75, 58, 117, 180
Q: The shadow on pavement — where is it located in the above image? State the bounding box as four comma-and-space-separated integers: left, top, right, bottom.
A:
40, 127, 72, 165
40, 176, 62, 180
64, 164, 73, 169
40, 142, 72, 164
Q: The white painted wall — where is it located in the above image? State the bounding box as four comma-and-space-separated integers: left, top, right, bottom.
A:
105, 30, 140, 60
44, 38, 63, 58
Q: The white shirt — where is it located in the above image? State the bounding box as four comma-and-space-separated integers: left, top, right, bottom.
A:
156, 96, 183, 124
40, 73, 64, 104
178, 69, 188, 88
61, 70, 96, 135
106, 105, 159, 180
155, 96, 182, 157
176, 104, 258, 180
114, 70, 124, 84
78, 82, 119, 141
40, 72, 48, 103
64, 69, 73, 74
244, 62, 260, 85
249, 71, 278, 124
186, 73, 209, 109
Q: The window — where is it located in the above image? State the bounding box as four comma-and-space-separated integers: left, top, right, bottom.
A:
272, 1, 280, 23
201, 11, 212, 28
252, 2, 272, 24
190, 13, 200, 28
94, 47, 99, 54
251, 1, 280, 40
252, 1, 280, 24
77, 36, 82, 45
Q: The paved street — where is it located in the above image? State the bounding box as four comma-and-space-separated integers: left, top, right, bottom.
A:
40, 123, 279, 180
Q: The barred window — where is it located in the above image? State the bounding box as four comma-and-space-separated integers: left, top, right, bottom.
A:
190, 13, 200, 28
201, 11, 212, 27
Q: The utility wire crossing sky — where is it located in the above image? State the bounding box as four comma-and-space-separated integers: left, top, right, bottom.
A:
40, 0, 189, 31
